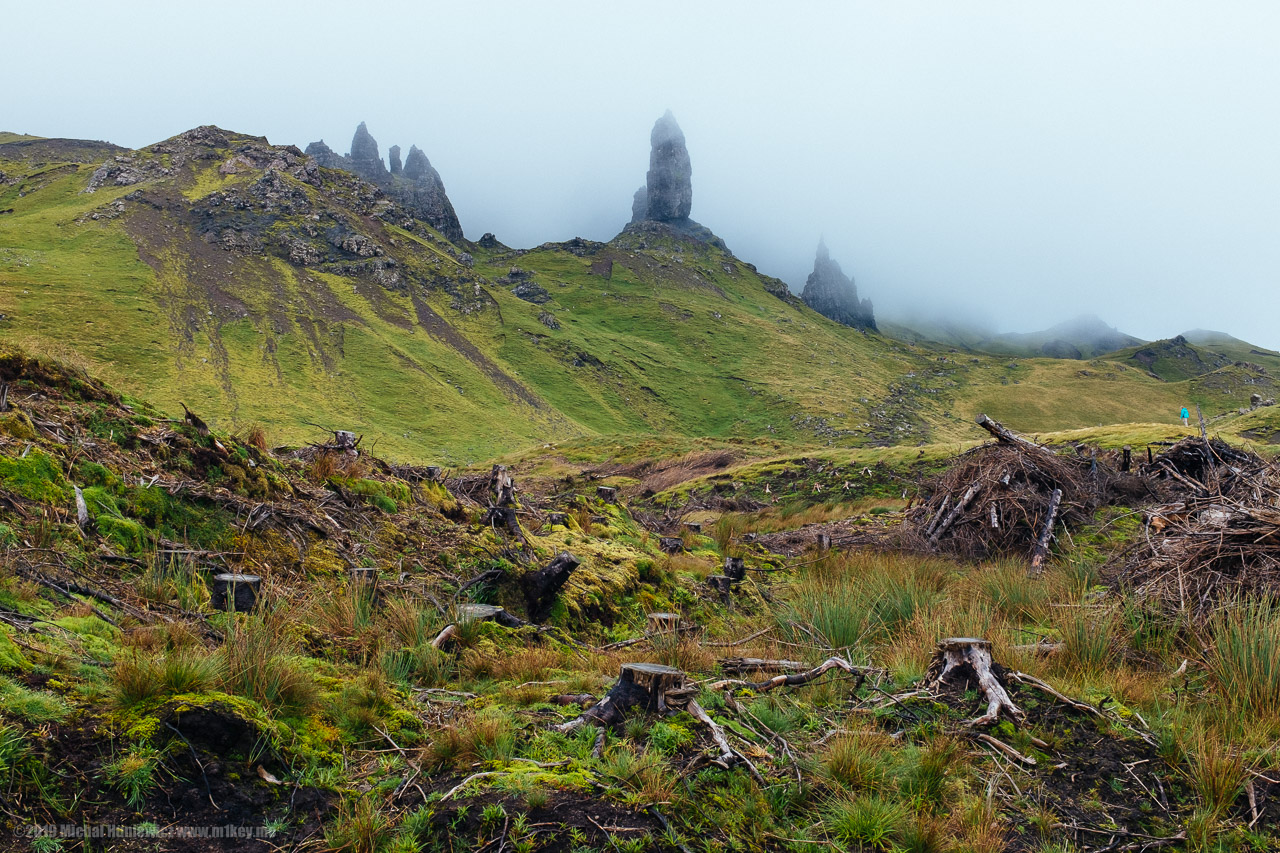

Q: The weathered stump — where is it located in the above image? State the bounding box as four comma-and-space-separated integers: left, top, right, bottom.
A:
646, 612, 682, 635
350, 567, 379, 600
425, 465, 442, 481
546, 512, 569, 527
816, 533, 831, 552
482, 506, 521, 535
596, 486, 618, 503
590, 514, 607, 525
683, 522, 702, 534
706, 575, 735, 595
211, 574, 261, 612
658, 536, 684, 554
521, 551, 581, 622
431, 603, 525, 649
556, 663, 686, 731
334, 430, 359, 456
925, 637, 1022, 726
723, 556, 745, 581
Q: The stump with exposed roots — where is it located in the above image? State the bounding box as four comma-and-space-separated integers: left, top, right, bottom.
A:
925, 637, 1023, 727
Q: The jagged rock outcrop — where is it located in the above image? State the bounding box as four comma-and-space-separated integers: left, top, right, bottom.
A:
305, 123, 463, 243
800, 239, 876, 331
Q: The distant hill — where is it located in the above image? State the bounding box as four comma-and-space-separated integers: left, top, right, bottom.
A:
1180, 329, 1280, 373
0, 124, 1255, 458
883, 313, 1143, 360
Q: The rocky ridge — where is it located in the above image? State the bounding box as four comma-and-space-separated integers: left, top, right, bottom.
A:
305, 122, 463, 243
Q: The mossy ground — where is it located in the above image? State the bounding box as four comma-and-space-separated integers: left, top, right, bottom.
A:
0, 346, 1273, 851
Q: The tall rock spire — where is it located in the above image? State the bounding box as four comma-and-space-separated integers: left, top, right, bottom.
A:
801, 239, 876, 331
644, 110, 692, 222
348, 121, 387, 182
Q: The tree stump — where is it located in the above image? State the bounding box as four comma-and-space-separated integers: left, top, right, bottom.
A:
482, 506, 521, 535
425, 465, 442, 481
646, 612, 682, 635
659, 536, 684, 554
706, 575, 735, 595
683, 522, 702, 534
816, 533, 831, 552
596, 485, 618, 503
546, 512, 569, 527
925, 637, 1022, 726
723, 556, 745, 581
211, 574, 261, 612
521, 551, 581, 622
590, 514, 608, 525
350, 567, 379, 597
497, 477, 517, 507
334, 430, 359, 456
556, 663, 686, 731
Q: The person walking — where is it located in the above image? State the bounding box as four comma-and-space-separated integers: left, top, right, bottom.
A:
1180, 406, 1189, 426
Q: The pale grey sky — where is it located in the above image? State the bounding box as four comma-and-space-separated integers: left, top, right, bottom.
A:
8, 1, 1280, 348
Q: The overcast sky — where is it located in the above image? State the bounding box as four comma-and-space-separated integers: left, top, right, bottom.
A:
9, 1, 1280, 348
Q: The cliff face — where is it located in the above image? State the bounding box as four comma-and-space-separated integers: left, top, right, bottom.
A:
800, 239, 876, 331
305, 122, 463, 243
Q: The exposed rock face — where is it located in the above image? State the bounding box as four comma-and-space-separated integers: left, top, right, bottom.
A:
644, 111, 692, 221
801, 239, 876, 331
631, 186, 649, 223
305, 123, 463, 243
302, 139, 345, 171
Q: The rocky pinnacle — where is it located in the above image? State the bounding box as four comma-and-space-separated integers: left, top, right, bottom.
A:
644, 110, 692, 222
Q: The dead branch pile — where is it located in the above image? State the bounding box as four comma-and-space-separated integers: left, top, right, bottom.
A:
901, 416, 1103, 560
1114, 437, 1280, 618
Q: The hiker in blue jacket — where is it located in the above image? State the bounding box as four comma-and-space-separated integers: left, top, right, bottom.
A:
1180, 406, 1189, 426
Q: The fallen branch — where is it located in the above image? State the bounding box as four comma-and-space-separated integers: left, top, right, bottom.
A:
708, 657, 869, 693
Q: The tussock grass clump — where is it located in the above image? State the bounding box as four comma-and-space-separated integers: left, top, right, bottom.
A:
114, 646, 225, 707
220, 617, 317, 714
825, 794, 908, 849
1056, 608, 1119, 674
425, 707, 516, 771
824, 730, 893, 791
1207, 598, 1280, 723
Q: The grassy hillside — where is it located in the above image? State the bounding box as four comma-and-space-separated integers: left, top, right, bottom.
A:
0, 127, 1262, 463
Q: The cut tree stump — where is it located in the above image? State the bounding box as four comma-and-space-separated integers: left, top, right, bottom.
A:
683, 522, 702, 534
596, 486, 618, 503
482, 506, 521, 535
546, 512, 569, 527
659, 536, 684, 554
521, 551, 581, 622
431, 604, 526, 650
723, 556, 745, 581
816, 533, 831, 552
646, 612, 682, 635
706, 574, 736, 595
925, 637, 1022, 726
350, 567, 378, 589
211, 574, 261, 612
556, 663, 687, 732
425, 466, 442, 481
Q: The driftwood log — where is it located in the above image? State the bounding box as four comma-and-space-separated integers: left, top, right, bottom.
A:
1028, 488, 1063, 574
925, 638, 1022, 726
521, 551, 580, 622
709, 657, 869, 692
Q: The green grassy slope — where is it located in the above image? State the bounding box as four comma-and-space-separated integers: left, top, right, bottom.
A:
0, 127, 1259, 462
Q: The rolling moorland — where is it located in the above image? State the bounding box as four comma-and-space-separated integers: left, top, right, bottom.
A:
0, 124, 1278, 853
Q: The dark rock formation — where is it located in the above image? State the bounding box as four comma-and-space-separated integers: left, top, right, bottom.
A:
302, 139, 345, 170
644, 111, 692, 221
621, 112, 727, 251
348, 122, 387, 183
305, 123, 463, 243
631, 186, 649, 223
800, 239, 876, 331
